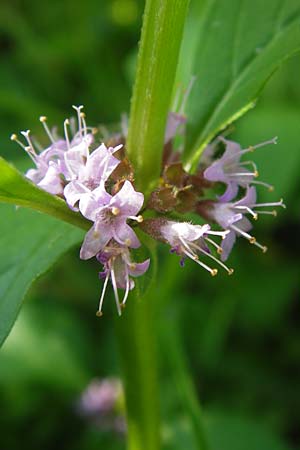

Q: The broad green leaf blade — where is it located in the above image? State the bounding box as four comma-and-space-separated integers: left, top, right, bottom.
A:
207, 413, 290, 450
182, 0, 300, 171
0, 157, 90, 230
0, 204, 84, 346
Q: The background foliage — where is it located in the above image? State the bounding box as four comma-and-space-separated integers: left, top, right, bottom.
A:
0, 0, 299, 449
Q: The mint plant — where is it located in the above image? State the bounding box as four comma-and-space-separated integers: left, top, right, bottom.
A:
1, 1, 300, 449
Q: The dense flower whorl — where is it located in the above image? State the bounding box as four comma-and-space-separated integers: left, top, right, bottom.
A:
14, 104, 285, 315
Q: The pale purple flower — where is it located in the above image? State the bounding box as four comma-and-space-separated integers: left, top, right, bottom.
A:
206, 186, 286, 260
77, 377, 126, 434
63, 143, 121, 210
161, 221, 233, 276
96, 244, 150, 316
80, 180, 144, 261
204, 137, 277, 201
78, 378, 122, 416
11, 129, 67, 195
11, 105, 95, 195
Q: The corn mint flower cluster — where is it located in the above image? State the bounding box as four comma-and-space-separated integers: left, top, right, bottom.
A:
12, 105, 285, 315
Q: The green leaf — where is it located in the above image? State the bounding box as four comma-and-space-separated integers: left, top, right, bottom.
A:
127, 0, 190, 192
207, 413, 290, 450
0, 157, 90, 230
0, 204, 84, 347
181, 0, 300, 171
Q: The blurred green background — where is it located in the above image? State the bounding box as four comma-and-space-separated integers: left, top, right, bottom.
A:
0, 1, 299, 449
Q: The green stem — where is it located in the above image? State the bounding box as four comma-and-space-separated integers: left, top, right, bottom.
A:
127, 0, 190, 193
162, 321, 209, 450
115, 284, 160, 450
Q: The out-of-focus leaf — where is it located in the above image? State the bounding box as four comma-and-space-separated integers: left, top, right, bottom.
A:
0, 157, 90, 230
0, 303, 89, 390
0, 204, 84, 346
207, 413, 290, 450
181, 0, 300, 171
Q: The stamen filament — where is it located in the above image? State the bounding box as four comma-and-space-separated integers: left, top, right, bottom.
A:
229, 171, 258, 177
72, 105, 84, 137
64, 119, 71, 150
234, 205, 258, 220
39, 116, 55, 144
254, 200, 285, 208
122, 265, 130, 306
204, 237, 223, 254
197, 246, 234, 275
251, 180, 274, 191
97, 271, 110, 316
110, 264, 121, 316
20, 130, 36, 155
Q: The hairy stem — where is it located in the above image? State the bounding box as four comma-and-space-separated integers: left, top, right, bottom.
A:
126, 0, 190, 193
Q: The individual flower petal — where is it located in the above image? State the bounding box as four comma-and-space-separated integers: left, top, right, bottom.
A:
128, 259, 150, 277
64, 180, 90, 210
113, 221, 140, 248
80, 224, 112, 260
110, 180, 144, 217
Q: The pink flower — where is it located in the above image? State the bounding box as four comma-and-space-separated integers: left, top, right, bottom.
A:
97, 244, 150, 316
161, 221, 233, 275
63, 143, 121, 210
80, 180, 144, 260
205, 186, 285, 260
204, 137, 277, 201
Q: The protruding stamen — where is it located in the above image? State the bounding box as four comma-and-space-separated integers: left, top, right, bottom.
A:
224, 137, 277, 162
110, 265, 121, 316
128, 214, 143, 223
10, 133, 27, 151
229, 171, 258, 177
234, 205, 258, 220
251, 180, 274, 191
252, 239, 268, 253
206, 229, 229, 239
256, 210, 277, 217
231, 224, 268, 253
238, 160, 258, 172
178, 237, 218, 276
80, 111, 87, 137
254, 199, 286, 209
122, 265, 130, 306
124, 238, 132, 247
230, 224, 255, 242
21, 130, 36, 155
112, 207, 120, 216
64, 119, 71, 149
39, 116, 55, 144
72, 105, 84, 137
192, 243, 234, 275
205, 237, 223, 254
97, 271, 110, 317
